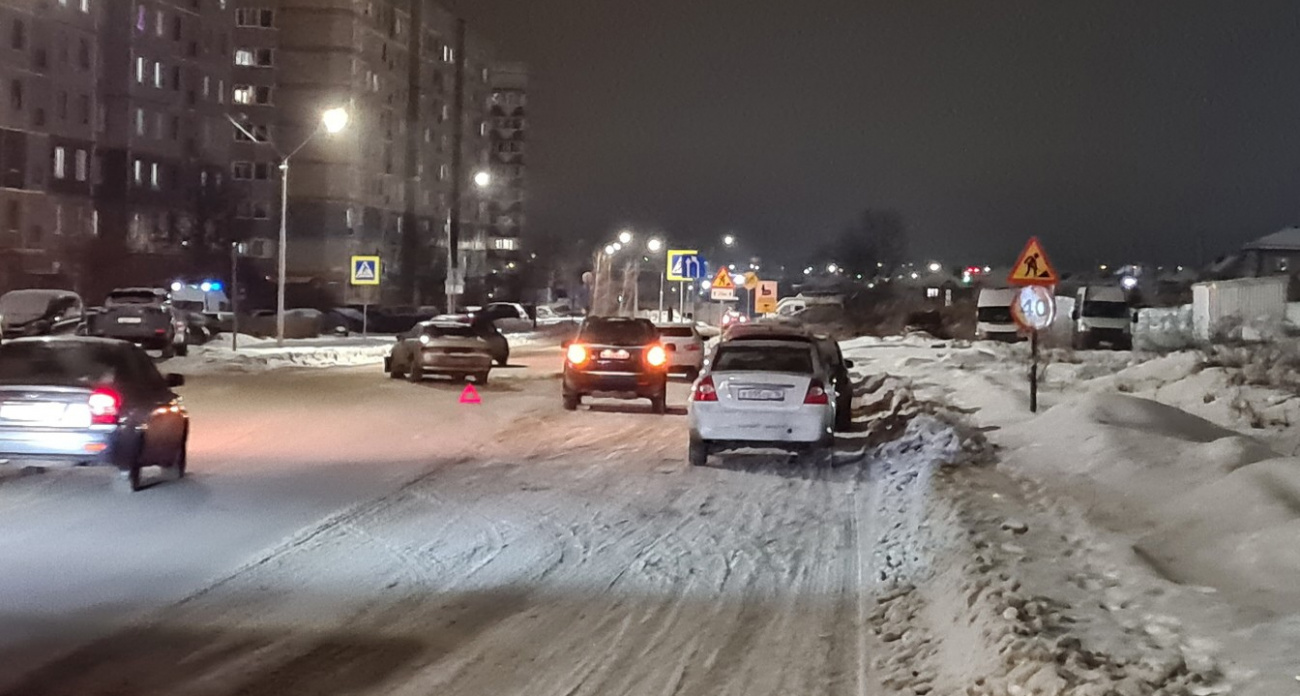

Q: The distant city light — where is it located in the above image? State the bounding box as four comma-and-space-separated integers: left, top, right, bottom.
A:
983, 266, 992, 273
618, 230, 634, 245
910, 272, 919, 279
647, 237, 664, 252
604, 244, 616, 255
877, 262, 884, 268
612, 242, 623, 251
1099, 264, 1109, 271
803, 266, 813, 275
928, 262, 941, 272
827, 263, 839, 274
722, 234, 736, 247
728, 264, 736, 271
1121, 276, 1138, 290
700, 280, 711, 291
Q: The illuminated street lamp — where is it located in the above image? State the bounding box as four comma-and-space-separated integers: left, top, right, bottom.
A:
473, 170, 492, 188
228, 106, 349, 346
646, 237, 663, 253
604, 244, 616, 255
618, 230, 634, 245
827, 263, 839, 274
722, 234, 736, 247
928, 261, 942, 273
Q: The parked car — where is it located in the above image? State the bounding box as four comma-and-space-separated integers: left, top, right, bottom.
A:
475, 302, 535, 333
85, 288, 188, 357
975, 288, 1021, 342
688, 339, 839, 467
0, 289, 85, 340
721, 322, 855, 431
654, 322, 705, 378
385, 321, 494, 384
430, 314, 509, 365
562, 317, 670, 413
0, 337, 189, 491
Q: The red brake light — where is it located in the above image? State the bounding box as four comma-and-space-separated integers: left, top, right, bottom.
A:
566, 343, 589, 366
691, 376, 718, 402
88, 387, 122, 424
645, 344, 668, 368
804, 380, 830, 405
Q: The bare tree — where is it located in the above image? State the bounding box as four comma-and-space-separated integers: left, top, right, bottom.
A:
816, 208, 908, 275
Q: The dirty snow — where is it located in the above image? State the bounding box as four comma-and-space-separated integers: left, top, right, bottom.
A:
847, 337, 1300, 695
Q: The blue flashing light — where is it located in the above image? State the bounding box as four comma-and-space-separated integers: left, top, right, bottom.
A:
207, 281, 223, 292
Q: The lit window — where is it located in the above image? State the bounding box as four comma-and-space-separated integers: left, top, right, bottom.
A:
235, 8, 274, 27
235, 48, 273, 67
136, 57, 146, 83
154, 61, 164, 88
202, 75, 210, 97
75, 150, 88, 181
53, 147, 66, 179
235, 49, 254, 66
150, 162, 160, 189
156, 10, 165, 37
233, 85, 251, 104
217, 80, 224, 103
80, 0, 89, 12
926, 288, 939, 299
492, 237, 519, 251
132, 159, 143, 185
134, 108, 145, 135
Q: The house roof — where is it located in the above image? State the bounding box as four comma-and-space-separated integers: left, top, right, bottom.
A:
1243, 227, 1300, 251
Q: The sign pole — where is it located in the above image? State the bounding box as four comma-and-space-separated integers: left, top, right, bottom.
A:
1030, 329, 1039, 413
230, 242, 240, 352
362, 302, 369, 338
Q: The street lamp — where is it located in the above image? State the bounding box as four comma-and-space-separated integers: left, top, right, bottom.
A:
473, 170, 492, 188
228, 106, 348, 346
827, 263, 839, 274
604, 244, 616, 255
618, 230, 634, 245
723, 234, 736, 247
927, 261, 942, 273
647, 237, 663, 253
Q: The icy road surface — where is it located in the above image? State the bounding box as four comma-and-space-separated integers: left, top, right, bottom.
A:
0, 348, 902, 695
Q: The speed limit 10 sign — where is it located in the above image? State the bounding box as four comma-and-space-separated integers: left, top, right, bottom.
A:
1012, 285, 1056, 331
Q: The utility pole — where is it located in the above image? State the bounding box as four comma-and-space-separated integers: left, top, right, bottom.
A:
446, 18, 467, 313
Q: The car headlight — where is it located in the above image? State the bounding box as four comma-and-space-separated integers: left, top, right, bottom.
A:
419, 334, 432, 345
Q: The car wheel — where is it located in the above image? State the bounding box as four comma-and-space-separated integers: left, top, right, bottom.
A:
835, 395, 853, 431
115, 462, 145, 492
476, 371, 489, 386
167, 429, 188, 480
688, 436, 709, 466
562, 393, 580, 411
407, 362, 424, 383
175, 341, 188, 357
496, 349, 510, 367
387, 356, 403, 379
159, 341, 175, 360
651, 393, 667, 415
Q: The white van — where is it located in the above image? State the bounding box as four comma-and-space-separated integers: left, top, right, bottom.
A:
975, 288, 1021, 341
1072, 286, 1132, 349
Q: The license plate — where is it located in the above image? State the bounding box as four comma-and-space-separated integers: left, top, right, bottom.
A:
0, 402, 66, 422
737, 389, 784, 401
117, 317, 143, 324
600, 349, 630, 360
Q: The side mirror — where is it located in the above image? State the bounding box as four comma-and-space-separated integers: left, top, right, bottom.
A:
166, 373, 185, 388
844, 359, 855, 369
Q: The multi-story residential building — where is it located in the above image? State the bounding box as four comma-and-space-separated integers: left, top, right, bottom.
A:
0, 0, 100, 294
485, 61, 526, 300
93, 0, 235, 299
231, 0, 495, 308
0, 0, 499, 308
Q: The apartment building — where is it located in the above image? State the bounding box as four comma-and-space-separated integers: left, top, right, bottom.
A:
485, 61, 526, 300
229, 0, 494, 307
0, 0, 100, 294
93, 0, 235, 299
0, 0, 500, 307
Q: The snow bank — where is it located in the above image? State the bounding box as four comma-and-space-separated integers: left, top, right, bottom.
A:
168, 340, 394, 373
1136, 305, 1195, 351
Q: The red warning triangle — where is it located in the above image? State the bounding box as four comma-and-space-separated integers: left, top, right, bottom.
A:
459, 384, 481, 404
1007, 236, 1059, 286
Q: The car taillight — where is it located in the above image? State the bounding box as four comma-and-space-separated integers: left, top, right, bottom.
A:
566, 343, 589, 365
691, 376, 718, 402
88, 387, 122, 425
685, 343, 701, 352
804, 380, 830, 405
645, 344, 668, 368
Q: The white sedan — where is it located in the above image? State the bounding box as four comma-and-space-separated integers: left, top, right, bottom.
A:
687, 339, 838, 466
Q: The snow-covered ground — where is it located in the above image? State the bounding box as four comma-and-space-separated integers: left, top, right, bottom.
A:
166, 331, 557, 374
845, 336, 1300, 695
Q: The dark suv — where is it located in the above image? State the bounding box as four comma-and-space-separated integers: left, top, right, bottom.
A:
562, 317, 669, 413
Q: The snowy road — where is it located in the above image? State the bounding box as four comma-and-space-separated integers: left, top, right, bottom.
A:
0, 347, 896, 695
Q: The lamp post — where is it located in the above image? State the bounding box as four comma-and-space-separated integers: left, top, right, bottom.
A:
647, 237, 665, 319
227, 106, 348, 346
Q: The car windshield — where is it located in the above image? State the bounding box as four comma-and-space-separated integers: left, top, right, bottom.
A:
657, 326, 696, 338
712, 345, 814, 374
977, 305, 1014, 323
581, 319, 656, 344
423, 324, 479, 338
1082, 301, 1130, 319
0, 342, 136, 386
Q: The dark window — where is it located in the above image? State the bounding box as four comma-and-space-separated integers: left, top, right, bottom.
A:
78, 94, 90, 124
34, 47, 47, 70
78, 39, 90, 68
712, 345, 814, 374
0, 342, 137, 387
579, 318, 657, 345
4, 200, 19, 232
56, 92, 68, 120
172, 66, 181, 91
9, 79, 23, 112
976, 305, 1013, 323
1081, 301, 1130, 319
421, 323, 479, 339
34, 108, 45, 127
657, 326, 697, 338
11, 19, 26, 50
172, 16, 182, 41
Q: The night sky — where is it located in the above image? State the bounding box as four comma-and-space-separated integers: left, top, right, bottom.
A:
447, 0, 1300, 268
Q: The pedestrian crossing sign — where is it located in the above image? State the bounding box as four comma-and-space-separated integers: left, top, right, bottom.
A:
351, 255, 381, 286
1007, 237, 1058, 286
